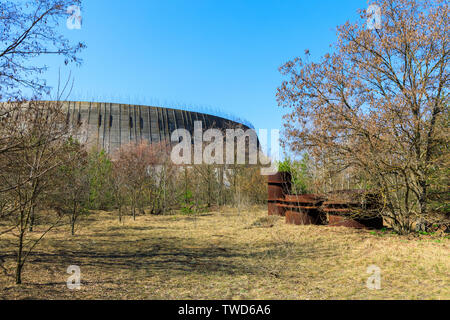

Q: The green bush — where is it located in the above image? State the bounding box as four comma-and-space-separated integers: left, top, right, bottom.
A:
278, 154, 312, 194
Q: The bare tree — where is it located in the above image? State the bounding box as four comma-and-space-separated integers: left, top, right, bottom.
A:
113, 142, 174, 219
49, 140, 89, 235
111, 161, 127, 223
0, 100, 81, 284
0, 0, 85, 100
149, 149, 179, 215
277, 0, 449, 233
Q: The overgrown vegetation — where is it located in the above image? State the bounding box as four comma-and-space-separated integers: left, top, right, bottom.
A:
278, 154, 313, 194
278, 0, 449, 234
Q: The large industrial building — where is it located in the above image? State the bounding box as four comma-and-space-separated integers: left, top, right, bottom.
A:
63, 101, 252, 154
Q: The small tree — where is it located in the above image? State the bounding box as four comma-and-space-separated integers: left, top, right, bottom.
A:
113, 142, 171, 219
87, 148, 114, 210
111, 163, 127, 223
49, 140, 89, 235
148, 150, 178, 215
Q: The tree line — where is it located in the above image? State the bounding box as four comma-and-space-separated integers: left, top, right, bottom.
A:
0, 100, 267, 284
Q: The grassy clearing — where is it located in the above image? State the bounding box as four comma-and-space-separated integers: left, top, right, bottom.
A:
0, 206, 449, 300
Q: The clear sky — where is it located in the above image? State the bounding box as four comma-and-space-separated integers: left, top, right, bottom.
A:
43, 0, 367, 137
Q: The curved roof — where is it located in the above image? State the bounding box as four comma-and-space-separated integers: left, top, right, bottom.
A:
62, 101, 252, 153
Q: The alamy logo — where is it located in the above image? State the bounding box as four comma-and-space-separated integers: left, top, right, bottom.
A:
67, 5, 82, 30
367, 4, 382, 30
170, 121, 279, 175
67, 265, 81, 290
366, 265, 381, 290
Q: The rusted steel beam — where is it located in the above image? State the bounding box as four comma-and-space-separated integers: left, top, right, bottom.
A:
323, 201, 360, 206
267, 172, 383, 229
327, 215, 383, 229
267, 184, 284, 201
267, 172, 291, 184
284, 194, 324, 203
322, 208, 352, 213
328, 215, 368, 228
277, 204, 319, 210
285, 210, 322, 225
268, 201, 285, 216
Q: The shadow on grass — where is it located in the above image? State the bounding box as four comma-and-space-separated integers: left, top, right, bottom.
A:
1, 235, 341, 283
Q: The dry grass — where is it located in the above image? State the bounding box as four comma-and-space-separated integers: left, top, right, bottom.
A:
0, 206, 449, 300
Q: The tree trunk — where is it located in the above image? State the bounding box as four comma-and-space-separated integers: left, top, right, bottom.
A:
419, 179, 428, 223
15, 262, 23, 285
28, 205, 35, 232
71, 201, 77, 236
71, 215, 75, 236
15, 232, 24, 284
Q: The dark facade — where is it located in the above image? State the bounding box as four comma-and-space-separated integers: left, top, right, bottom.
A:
63, 101, 251, 153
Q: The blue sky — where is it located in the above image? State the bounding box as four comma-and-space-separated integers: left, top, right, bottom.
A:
43, 0, 367, 137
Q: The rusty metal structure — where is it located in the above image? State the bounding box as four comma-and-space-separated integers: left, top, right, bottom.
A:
322, 190, 383, 228
267, 173, 383, 229
283, 194, 326, 226
267, 172, 291, 216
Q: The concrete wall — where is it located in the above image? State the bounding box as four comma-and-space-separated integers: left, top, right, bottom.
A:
63, 101, 249, 154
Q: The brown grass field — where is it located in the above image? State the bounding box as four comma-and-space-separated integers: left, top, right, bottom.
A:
0, 206, 449, 300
